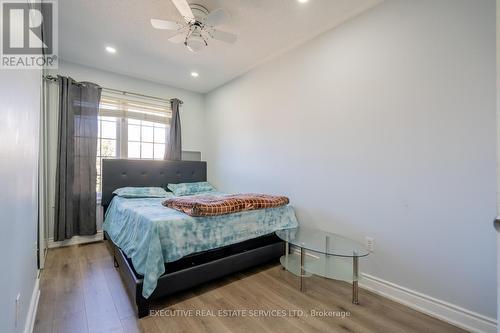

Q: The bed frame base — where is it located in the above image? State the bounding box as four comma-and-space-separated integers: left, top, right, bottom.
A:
104, 232, 284, 318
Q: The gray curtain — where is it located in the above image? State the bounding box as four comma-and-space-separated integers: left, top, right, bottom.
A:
54, 76, 102, 241
164, 98, 182, 160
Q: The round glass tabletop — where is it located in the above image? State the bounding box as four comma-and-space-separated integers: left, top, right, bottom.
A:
276, 227, 369, 258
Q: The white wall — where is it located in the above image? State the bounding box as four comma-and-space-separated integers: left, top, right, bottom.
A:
205, 0, 496, 322
0, 70, 41, 330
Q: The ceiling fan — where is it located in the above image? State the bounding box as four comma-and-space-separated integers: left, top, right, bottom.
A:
151, 0, 238, 53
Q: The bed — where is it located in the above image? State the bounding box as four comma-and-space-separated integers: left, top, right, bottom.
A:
101, 159, 298, 317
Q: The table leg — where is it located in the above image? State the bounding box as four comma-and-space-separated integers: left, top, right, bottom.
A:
352, 256, 359, 304
283, 241, 289, 270
300, 247, 305, 292
325, 236, 330, 275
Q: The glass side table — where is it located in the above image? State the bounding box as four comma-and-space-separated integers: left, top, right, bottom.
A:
276, 227, 370, 304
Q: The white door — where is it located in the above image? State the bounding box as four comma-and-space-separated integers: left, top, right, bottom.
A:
496, 220, 500, 333
496, 2, 499, 331
38, 74, 50, 270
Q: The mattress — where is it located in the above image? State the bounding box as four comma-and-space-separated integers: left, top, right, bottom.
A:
102, 194, 298, 298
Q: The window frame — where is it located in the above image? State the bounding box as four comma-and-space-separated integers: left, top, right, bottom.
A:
95, 93, 172, 195
126, 119, 166, 160
95, 116, 119, 199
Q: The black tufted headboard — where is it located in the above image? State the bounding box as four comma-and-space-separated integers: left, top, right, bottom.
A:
101, 159, 207, 208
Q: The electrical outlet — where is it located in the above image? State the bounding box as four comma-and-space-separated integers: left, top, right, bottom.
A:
15, 293, 20, 327
365, 237, 374, 252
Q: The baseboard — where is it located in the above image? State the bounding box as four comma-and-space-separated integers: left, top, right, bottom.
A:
47, 230, 103, 248
360, 273, 497, 333
23, 275, 40, 333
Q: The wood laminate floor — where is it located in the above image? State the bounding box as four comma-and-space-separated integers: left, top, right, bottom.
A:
34, 242, 466, 333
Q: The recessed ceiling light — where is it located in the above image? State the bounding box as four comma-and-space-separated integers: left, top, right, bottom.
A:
298, 0, 309, 3
105, 46, 117, 54
191, 72, 199, 78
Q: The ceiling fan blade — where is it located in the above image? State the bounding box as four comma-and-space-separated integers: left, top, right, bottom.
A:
168, 31, 187, 44
151, 19, 182, 30
209, 29, 237, 44
171, 0, 195, 23
203, 8, 228, 27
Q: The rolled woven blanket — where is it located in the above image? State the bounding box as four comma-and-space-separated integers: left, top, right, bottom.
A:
162, 193, 290, 217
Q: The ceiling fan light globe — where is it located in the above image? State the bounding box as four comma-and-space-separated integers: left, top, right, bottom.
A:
186, 35, 205, 53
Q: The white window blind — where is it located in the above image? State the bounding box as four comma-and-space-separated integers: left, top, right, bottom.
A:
99, 91, 172, 124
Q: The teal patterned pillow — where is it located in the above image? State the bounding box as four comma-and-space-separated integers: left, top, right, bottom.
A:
113, 187, 172, 198
167, 182, 217, 196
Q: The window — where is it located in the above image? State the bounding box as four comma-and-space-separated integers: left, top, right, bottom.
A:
96, 92, 172, 192
96, 116, 119, 192
127, 119, 166, 159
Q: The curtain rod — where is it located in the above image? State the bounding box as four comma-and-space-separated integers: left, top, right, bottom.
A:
43, 75, 183, 105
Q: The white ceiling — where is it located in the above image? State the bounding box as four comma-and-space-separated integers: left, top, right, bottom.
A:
59, 0, 381, 93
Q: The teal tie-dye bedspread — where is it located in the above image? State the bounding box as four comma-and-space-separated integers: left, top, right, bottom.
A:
103, 195, 298, 298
